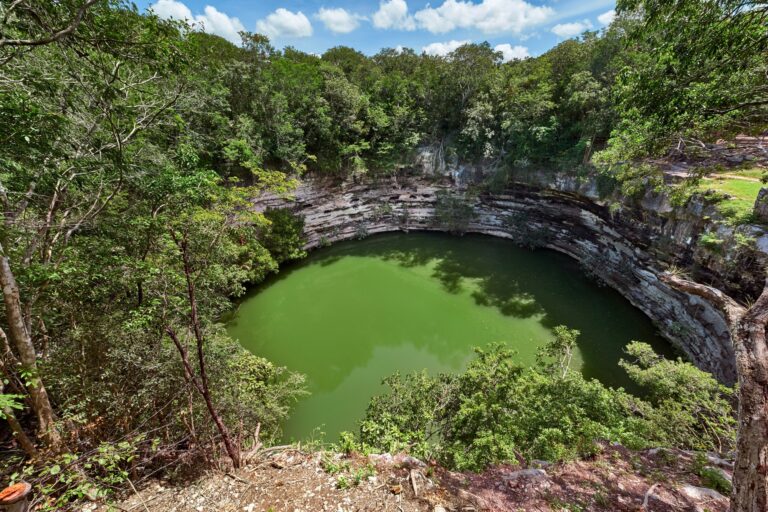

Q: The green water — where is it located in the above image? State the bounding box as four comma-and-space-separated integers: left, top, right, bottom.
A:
227, 232, 673, 441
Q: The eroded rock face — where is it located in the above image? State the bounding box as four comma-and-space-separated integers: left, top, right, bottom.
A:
755, 188, 768, 224
253, 173, 767, 384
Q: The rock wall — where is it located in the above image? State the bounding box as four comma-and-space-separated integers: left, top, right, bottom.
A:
254, 174, 761, 384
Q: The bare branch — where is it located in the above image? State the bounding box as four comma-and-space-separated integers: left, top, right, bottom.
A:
660, 272, 747, 326
0, 0, 100, 48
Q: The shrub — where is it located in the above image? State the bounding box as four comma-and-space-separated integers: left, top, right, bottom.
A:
434, 190, 477, 234
619, 342, 735, 453
261, 208, 307, 264
698, 232, 725, 252
358, 332, 735, 471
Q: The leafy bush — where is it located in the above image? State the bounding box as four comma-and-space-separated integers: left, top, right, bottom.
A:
358, 331, 735, 471
5, 438, 143, 511
619, 342, 735, 453
261, 208, 307, 264
699, 232, 726, 252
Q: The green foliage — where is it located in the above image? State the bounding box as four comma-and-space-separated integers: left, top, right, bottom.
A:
322, 457, 349, 475
7, 438, 143, 511
603, 163, 665, 199
261, 208, 307, 264
536, 326, 580, 378
690, 452, 733, 494
336, 431, 358, 455
360, 336, 735, 471
434, 191, 477, 234
601, 0, 768, 160
0, 0, 755, 500
336, 475, 351, 489
0, 394, 23, 419
699, 232, 726, 252
697, 177, 762, 225
619, 342, 736, 452
218, 339, 308, 444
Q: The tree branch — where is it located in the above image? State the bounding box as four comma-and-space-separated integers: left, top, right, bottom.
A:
660, 272, 747, 326
0, 0, 100, 48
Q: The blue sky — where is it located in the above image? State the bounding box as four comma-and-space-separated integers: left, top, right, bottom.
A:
135, 0, 617, 60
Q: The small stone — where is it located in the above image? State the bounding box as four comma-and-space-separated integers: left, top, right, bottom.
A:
398, 455, 427, 469
502, 469, 547, 481
706, 452, 734, 469
680, 484, 726, 502
434, 506, 447, 512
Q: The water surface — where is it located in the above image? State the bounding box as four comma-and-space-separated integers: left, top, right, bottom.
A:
227, 232, 673, 440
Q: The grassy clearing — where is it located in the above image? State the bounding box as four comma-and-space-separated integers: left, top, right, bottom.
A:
698, 175, 763, 224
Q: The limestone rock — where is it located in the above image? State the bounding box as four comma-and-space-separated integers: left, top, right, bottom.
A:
252, 173, 768, 385
754, 187, 768, 223
502, 468, 548, 481
680, 484, 727, 502
706, 452, 735, 469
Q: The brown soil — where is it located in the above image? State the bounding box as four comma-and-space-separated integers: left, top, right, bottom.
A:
102, 444, 731, 512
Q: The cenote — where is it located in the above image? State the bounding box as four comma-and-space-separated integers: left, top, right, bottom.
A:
227, 232, 675, 441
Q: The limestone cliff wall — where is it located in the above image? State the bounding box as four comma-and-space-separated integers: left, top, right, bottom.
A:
254, 173, 767, 384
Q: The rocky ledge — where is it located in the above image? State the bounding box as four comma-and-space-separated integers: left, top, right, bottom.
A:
106, 444, 731, 512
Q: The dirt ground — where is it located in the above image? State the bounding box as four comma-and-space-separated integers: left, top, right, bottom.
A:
99, 444, 731, 512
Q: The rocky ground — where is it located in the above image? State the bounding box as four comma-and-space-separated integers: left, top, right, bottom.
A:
656, 133, 767, 181
100, 444, 732, 512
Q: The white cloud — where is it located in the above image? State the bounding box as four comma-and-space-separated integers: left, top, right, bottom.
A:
373, 0, 416, 30
316, 7, 364, 34
413, 0, 553, 35
196, 6, 246, 43
257, 8, 313, 38
422, 39, 471, 57
151, 0, 192, 19
551, 19, 593, 38
597, 9, 615, 25
494, 43, 529, 62
150, 0, 245, 44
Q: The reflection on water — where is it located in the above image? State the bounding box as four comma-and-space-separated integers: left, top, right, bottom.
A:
227, 232, 674, 441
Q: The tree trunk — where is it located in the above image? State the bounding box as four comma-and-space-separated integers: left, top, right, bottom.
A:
165, 230, 241, 468
730, 286, 768, 512
165, 326, 241, 468
660, 273, 768, 512
0, 255, 60, 449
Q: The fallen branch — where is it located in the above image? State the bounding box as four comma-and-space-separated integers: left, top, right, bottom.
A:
642, 483, 659, 510
127, 478, 150, 512
409, 469, 420, 497
659, 272, 746, 325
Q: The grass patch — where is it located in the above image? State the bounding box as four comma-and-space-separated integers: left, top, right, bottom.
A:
711, 166, 765, 181
698, 176, 762, 224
